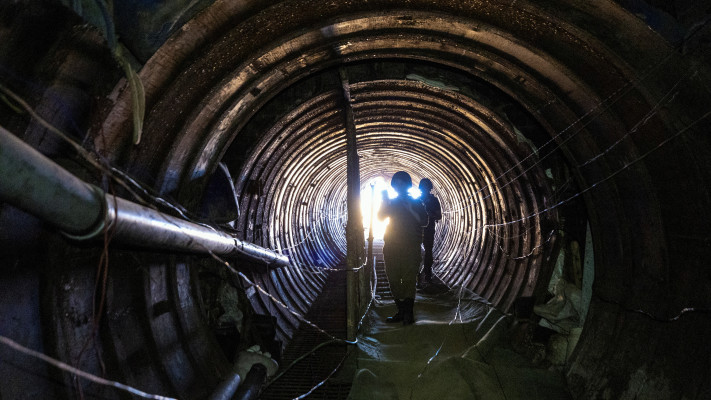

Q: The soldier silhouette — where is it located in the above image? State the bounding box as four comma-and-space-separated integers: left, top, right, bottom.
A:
378, 171, 428, 325
418, 178, 442, 285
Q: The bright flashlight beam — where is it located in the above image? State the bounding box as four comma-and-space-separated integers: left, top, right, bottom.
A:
362, 177, 422, 239
409, 187, 422, 199
361, 177, 391, 239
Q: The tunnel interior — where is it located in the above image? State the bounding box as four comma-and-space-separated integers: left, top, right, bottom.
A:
224, 59, 562, 304
1, 0, 711, 399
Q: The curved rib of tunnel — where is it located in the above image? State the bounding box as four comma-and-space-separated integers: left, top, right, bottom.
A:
1, 1, 710, 399
230, 68, 556, 301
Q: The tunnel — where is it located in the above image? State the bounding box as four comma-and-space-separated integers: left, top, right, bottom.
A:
1, 0, 710, 399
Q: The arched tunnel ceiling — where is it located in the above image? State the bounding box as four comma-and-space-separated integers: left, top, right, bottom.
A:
91, 2, 711, 395
97, 0, 710, 312
223, 66, 557, 309
1, 0, 710, 399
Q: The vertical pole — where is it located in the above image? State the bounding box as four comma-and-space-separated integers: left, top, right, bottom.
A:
367, 182, 375, 267
364, 183, 375, 311
339, 67, 364, 341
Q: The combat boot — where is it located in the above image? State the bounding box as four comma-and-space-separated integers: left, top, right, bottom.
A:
402, 298, 415, 325
386, 299, 404, 323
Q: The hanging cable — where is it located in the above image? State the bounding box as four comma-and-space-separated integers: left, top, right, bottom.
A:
0, 335, 177, 400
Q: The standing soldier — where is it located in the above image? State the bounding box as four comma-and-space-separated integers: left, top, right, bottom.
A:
378, 171, 428, 325
418, 178, 442, 285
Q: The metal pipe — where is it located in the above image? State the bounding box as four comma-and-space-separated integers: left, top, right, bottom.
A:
209, 348, 277, 400
233, 363, 267, 400
104, 196, 289, 266
0, 127, 104, 236
208, 371, 242, 400
0, 127, 289, 267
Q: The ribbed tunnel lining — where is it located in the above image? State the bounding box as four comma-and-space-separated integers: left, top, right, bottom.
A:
1, 1, 710, 399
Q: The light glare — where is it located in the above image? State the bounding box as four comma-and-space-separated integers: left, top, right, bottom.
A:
361, 177, 423, 239
362, 177, 390, 239
408, 187, 422, 199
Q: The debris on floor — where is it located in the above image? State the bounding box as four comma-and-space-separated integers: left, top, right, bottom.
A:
347, 286, 572, 399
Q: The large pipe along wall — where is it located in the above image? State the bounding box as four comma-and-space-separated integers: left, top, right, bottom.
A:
1, 1, 710, 399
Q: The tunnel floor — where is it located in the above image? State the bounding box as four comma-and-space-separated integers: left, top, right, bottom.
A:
260, 241, 572, 399
349, 286, 572, 399
259, 268, 351, 399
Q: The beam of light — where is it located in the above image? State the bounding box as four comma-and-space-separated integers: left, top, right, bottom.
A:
408, 187, 422, 199
361, 177, 423, 239
361, 177, 392, 240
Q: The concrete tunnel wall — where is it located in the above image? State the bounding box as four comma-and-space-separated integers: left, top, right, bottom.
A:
0, 0, 710, 399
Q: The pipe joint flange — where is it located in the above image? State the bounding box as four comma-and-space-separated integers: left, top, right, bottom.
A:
62, 184, 111, 241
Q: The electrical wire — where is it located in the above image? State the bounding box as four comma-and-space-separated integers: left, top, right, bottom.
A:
483, 107, 711, 229
0, 335, 177, 400
73, 192, 117, 399
443, 47, 680, 215
491, 228, 557, 261
1, 24, 708, 399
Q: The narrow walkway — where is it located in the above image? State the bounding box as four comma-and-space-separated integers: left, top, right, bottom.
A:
261, 241, 571, 399
349, 241, 572, 400
260, 269, 351, 400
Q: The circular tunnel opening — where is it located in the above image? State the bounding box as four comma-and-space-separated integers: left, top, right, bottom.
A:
116, 3, 709, 396
187, 57, 580, 398
2, 1, 710, 399
216, 59, 566, 312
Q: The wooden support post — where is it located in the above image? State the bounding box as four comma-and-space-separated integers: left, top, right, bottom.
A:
340, 67, 364, 341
